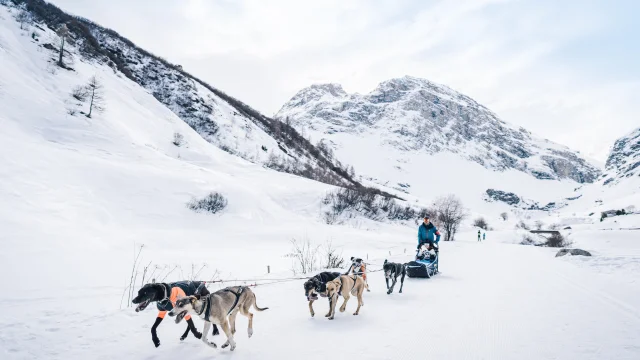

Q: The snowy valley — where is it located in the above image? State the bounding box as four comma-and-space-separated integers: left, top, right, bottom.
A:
0, 1, 639, 359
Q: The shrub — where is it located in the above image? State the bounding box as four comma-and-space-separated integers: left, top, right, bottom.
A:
500, 212, 508, 221
322, 240, 345, 269
187, 192, 228, 214
520, 234, 536, 246
473, 217, 488, 230
545, 233, 569, 248
549, 223, 561, 230
534, 220, 544, 230
322, 187, 421, 224
172, 132, 184, 147
71, 85, 88, 102
515, 221, 530, 230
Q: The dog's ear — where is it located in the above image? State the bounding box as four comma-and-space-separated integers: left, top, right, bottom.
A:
384, 259, 388, 264
190, 296, 198, 304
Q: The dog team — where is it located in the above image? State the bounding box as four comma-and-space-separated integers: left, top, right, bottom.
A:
132, 256, 408, 352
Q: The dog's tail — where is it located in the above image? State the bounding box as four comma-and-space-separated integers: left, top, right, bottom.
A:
253, 293, 269, 311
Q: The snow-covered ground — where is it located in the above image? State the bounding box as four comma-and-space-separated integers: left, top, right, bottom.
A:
1, 4, 639, 360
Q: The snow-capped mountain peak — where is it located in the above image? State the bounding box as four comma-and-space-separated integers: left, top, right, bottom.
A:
277, 76, 601, 185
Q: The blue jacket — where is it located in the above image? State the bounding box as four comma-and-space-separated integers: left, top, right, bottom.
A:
418, 222, 441, 245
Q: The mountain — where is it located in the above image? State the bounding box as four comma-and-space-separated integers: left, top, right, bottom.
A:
276, 76, 602, 211
277, 76, 600, 183
9, 0, 358, 188
603, 127, 640, 185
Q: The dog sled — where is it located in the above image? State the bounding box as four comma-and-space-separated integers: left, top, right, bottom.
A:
406, 246, 439, 278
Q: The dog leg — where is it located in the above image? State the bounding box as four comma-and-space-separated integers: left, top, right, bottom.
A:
328, 295, 338, 320
229, 310, 239, 335
242, 307, 254, 338
399, 268, 406, 293
220, 319, 236, 351
340, 293, 350, 313
385, 277, 389, 290
308, 299, 316, 317
388, 277, 397, 295
151, 317, 162, 348
354, 291, 363, 315
201, 322, 217, 349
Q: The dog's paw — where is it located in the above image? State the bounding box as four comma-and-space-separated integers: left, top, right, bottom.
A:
152, 338, 161, 348
387, 290, 392, 294
328, 317, 334, 320
353, 312, 359, 316
207, 341, 217, 349
180, 334, 187, 341
194, 332, 202, 340
339, 308, 346, 313
248, 328, 253, 338
222, 342, 229, 349
399, 290, 403, 293
230, 343, 236, 351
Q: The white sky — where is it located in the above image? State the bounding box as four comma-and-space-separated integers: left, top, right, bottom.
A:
49, 0, 640, 162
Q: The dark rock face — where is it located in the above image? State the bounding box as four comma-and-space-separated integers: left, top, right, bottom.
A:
556, 249, 592, 257
603, 128, 640, 184
277, 76, 601, 183
485, 189, 521, 205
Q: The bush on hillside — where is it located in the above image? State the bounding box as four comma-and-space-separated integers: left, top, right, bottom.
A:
322, 187, 425, 224
473, 217, 489, 230
172, 132, 184, 147
500, 212, 508, 221
545, 233, 570, 248
187, 192, 228, 214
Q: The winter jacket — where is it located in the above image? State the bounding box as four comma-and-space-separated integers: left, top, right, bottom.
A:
156, 281, 204, 319
418, 222, 441, 245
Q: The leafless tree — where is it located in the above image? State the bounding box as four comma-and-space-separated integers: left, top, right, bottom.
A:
16, 10, 30, 30
56, 24, 69, 67
85, 75, 105, 118
432, 194, 467, 241
322, 240, 345, 269
534, 220, 544, 230
288, 237, 320, 275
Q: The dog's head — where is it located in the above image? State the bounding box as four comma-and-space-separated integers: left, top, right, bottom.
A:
325, 278, 342, 298
383, 259, 394, 279
304, 278, 322, 301
351, 257, 364, 269
132, 283, 166, 312
168, 296, 197, 324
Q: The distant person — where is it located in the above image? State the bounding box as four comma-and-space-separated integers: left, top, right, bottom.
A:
483, 232, 486, 241
477, 230, 481, 242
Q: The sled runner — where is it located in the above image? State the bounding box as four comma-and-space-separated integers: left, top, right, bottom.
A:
406, 246, 439, 278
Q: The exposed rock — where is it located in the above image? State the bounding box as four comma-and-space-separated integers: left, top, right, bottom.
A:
604, 127, 640, 183
556, 249, 592, 257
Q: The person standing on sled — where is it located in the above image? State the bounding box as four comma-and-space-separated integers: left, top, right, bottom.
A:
418, 215, 441, 253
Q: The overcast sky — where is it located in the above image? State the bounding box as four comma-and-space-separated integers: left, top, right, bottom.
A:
49, 0, 639, 162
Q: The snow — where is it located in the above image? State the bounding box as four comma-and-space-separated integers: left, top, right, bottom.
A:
1, 4, 640, 360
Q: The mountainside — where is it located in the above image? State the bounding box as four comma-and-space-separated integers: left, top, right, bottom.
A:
7, 0, 356, 188
603, 127, 640, 185
277, 76, 600, 184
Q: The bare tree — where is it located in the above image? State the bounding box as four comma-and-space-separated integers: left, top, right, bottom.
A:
288, 237, 320, 275
534, 220, 544, 230
16, 10, 30, 30
85, 75, 105, 118
432, 194, 467, 241
500, 212, 508, 221
56, 24, 69, 68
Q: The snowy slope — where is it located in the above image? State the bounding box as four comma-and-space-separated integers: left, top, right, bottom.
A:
2, 4, 640, 360
9, 0, 354, 187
